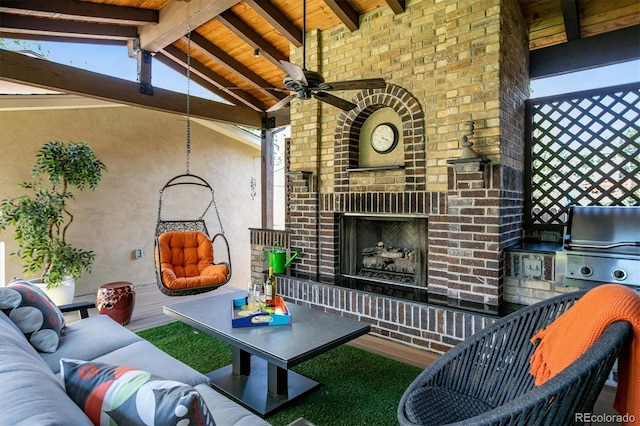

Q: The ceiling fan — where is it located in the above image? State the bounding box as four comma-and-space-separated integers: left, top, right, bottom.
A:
253, 0, 386, 112
270, 59, 386, 112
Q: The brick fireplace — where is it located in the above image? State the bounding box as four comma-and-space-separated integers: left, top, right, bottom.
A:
339, 214, 428, 291
251, 0, 529, 353
250, 152, 518, 351
281, 82, 523, 309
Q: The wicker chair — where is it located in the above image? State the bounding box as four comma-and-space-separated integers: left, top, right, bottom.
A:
397, 290, 632, 425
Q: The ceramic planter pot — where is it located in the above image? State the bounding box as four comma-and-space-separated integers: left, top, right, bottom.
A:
31, 277, 75, 306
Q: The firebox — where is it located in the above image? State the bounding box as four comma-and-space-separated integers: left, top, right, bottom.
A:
339, 214, 428, 289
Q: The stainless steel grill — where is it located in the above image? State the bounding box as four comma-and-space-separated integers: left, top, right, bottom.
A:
562, 205, 640, 289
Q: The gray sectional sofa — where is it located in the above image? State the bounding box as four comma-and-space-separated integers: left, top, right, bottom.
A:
0, 306, 271, 425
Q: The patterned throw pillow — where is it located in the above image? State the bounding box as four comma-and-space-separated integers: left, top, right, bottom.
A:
60, 359, 216, 426
0, 279, 65, 352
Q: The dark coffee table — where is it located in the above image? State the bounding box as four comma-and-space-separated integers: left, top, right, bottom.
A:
163, 291, 370, 416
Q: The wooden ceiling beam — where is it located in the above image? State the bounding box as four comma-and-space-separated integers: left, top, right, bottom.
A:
0, 0, 157, 26
322, 0, 359, 32
560, 0, 581, 41
243, 0, 303, 48
154, 52, 237, 106
0, 32, 125, 46
0, 14, 137, 41
139, 0, 241, 53
385, 0, 406, 15
157, 45, 267, 112
216, 10, 287, 69
188, 32, 284, 103
530, 25, 640, 78
0, 49, 264, 127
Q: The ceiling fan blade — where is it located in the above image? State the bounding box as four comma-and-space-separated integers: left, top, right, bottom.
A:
320, 78, 386, 91
280, 60, 308, 85
313, 92, 356, 111
225, 86, 289, 93
266, 95, 293, 112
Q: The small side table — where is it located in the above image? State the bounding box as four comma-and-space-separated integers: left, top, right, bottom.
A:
97, 281, 135, 325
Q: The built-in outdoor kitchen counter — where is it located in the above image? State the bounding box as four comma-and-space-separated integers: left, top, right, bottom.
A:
507, 206, 640, 306
504, 240, 573, 307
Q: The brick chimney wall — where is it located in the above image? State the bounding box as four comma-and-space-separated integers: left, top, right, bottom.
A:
282, 0, 528, 308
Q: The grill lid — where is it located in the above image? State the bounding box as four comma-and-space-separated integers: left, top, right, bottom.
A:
564, 206, 640, 255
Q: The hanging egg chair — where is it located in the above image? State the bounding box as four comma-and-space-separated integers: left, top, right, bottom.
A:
154, 174, 231, 296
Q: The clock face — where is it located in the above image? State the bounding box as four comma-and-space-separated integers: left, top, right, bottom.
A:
370, 123, 399, 153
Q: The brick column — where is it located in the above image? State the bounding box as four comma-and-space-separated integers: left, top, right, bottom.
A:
438, 159, 501, 307
286, 31, 322, 281
287, 171, 319, 279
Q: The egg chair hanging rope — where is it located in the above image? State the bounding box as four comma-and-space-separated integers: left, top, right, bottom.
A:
153, 28, 231, 296
156, 27, 224, 234
185, 27, 192, 175
155, 174, 221, 234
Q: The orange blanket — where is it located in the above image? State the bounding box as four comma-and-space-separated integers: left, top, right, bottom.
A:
529, 284, 640, 424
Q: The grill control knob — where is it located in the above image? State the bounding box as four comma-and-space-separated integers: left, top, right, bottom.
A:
612, 269, 627, 281
579, 266, 593, 277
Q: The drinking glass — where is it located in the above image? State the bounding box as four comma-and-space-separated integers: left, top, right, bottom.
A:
253, 282, 267, 312
246, 280, 256, 311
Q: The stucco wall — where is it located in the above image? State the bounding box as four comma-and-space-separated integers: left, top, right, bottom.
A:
0, 102, 261, 296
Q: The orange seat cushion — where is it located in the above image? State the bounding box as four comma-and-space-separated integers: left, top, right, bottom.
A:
156, 231, 229, 289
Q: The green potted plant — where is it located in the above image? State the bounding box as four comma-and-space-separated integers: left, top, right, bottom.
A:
0, 140, 106, 304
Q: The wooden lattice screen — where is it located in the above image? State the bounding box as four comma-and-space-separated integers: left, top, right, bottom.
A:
525, 82, 640, 231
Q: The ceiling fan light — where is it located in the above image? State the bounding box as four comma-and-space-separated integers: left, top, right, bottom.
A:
284, 76, 305, 92
296, 90, 312, 100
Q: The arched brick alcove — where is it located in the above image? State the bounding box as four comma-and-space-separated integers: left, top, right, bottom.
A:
334, 84, 426, 192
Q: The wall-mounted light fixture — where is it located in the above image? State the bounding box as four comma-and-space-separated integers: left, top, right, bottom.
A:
253, 48, 260, 57
459, 120, 479, 159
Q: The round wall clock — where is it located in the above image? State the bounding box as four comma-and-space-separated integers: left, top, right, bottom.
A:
370, 122, 399, 154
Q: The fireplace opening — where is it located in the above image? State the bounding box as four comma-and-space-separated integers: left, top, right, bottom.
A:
340, 214, 427, 289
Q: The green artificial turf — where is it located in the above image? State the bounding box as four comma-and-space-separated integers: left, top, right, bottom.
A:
137, 321, 423, 426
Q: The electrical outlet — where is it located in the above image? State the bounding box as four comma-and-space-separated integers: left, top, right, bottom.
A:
523, 258, 542, 278
134, 248, 144, 259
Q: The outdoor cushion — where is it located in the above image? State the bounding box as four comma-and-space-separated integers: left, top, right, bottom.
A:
0, 344, 91, 426
0, 309, 43, 364
194, 384, 272, 426
60, 359, 215, 426
157, 231, 229, 289
93, 340, 209, 388
41, 314, 141, 374
0, 279, 65, 353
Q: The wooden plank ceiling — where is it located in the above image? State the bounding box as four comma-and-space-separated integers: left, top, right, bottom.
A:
1, 0, 639, 116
